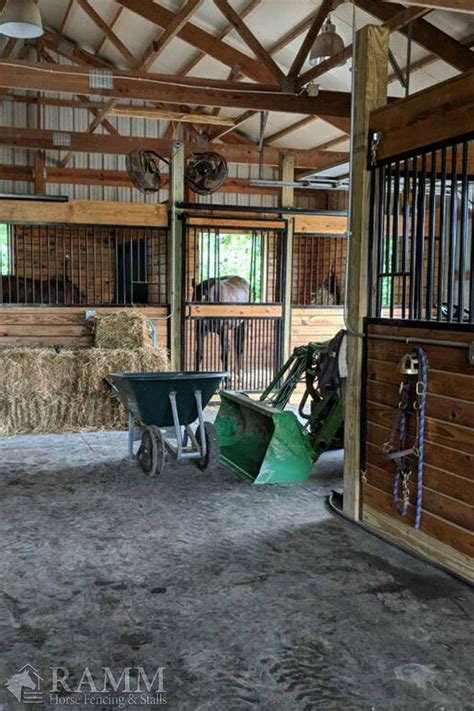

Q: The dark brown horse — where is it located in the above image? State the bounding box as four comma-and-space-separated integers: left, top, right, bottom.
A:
192, 275, 250, 375
1, 276, 84, 305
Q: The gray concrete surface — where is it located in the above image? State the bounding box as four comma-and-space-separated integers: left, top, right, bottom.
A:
0, 430, 472, 711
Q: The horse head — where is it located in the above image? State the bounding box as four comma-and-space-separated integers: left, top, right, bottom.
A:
5, 670, 36, 702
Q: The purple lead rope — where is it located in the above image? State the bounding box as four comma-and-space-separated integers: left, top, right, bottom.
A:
414, 347, 428, 529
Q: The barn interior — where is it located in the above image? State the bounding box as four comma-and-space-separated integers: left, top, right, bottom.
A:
0, 0, 473, 708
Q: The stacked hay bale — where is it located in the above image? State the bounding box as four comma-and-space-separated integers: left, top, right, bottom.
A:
0, 311, 169, 436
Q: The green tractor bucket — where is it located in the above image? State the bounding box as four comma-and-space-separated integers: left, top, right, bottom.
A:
215, 391, 314, 484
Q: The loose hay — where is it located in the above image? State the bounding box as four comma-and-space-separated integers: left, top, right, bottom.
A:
94, 310, 153, 349
0, 345, 169, 435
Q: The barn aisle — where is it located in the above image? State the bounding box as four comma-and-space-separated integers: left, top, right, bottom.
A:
0, 432, 472, 710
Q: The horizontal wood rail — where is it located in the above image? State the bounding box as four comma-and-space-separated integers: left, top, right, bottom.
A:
187, 303, 282, 318
0, 200, 169, 227
294, 214, 348, 234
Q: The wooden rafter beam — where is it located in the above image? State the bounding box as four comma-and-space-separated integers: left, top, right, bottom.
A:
96, 7, 124, 55
75, 0, 136, 65
138, 0, 205, 72
213, 0, 285, 84
385, 0, 474, 11
0, 126, 349, 170
43, 29, 115, 68
288, 0, 336, 79
264, 116, 319, 145
60, 0, 75, 33
354, 0, 474, 72
0, 59, 352, 115
297, 5, 430, 88
113, 0, 274, 83
179, 0, 262, 75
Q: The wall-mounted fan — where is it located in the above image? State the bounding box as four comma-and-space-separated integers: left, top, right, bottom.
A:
185, 152, 228, 195
126, 150, 162, 193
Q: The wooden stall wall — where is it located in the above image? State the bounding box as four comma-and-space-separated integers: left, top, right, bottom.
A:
362, 319, 474, 581
0, 306, 169, 349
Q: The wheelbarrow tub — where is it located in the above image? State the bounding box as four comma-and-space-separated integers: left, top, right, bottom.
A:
108, 371, 226, 428
215, 391, 314, 484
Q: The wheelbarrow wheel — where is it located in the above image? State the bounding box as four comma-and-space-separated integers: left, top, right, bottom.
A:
137, 425, 166, 477
195, 421, 220, 473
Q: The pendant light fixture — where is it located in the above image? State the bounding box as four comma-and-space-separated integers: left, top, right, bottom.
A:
0, 0, 44, 39
309, 15, 344, 67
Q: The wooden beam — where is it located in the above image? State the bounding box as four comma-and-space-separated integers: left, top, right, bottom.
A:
385, 0, 474, 11
137, 0, 205, 72
264, 116, 318, 144
43, 29, 115, 68
343, 25, 389, 521
3, 91, 238, 127
76, 0, 136, 65
0, 59, 351, 116
0, 163, 348, 197
287, 0, 335, 79
371, 63, 474, 159
298, 5, 430, 88
34, 151, 45, 194
39, 48, 119, 136
213, 0, 284, 84
114, 0, 274, 83
178, 0, 262, 75
0, 126, 349, 170
355, 0, 474, 72
0, 199, 168, 227
60, 0, 75, 33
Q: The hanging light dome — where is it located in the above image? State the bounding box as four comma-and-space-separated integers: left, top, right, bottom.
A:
309, 16, 344, 67
0, 0, 44, 39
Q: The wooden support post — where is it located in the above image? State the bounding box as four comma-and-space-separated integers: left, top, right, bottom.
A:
343, 25, 389, 520
169, 140, 185, 370
280, 153, 294, 361
34, 151, 45, 194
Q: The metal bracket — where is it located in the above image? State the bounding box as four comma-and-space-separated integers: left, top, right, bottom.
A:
370, 130, 382, 166
469, 342, 474, 365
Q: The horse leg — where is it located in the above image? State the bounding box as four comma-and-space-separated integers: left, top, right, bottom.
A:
235, 321, 246, 388
195, 321, 203, 370
220, 324, 230, 383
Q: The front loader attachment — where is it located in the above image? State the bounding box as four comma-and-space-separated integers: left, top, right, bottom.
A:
215, 391, 314, 484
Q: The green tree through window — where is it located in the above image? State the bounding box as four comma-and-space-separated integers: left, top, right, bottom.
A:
200, 232, 263, 301
0, 224, 10, 275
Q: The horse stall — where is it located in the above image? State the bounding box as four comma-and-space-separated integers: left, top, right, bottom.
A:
0, 199, 170, 348
345, 35, 474, 583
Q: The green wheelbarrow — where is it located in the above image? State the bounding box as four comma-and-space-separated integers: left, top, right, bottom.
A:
107, 371, 227, 477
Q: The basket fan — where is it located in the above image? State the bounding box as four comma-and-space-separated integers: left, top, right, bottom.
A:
185, 152, 228, 195
126, 150, 162, 193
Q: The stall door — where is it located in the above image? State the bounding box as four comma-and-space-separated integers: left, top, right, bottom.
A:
182, 218, 286, 391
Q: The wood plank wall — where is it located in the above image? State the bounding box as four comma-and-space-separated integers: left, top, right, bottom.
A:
0, 306, 169, 349
291, 308, 345, 350
363, 319, 474, 581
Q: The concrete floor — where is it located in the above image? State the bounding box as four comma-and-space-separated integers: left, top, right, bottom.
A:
0, 429, 472, 711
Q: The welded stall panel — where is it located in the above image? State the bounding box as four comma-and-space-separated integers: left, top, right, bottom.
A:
362, 319, 474, 581
182, 220, 286, 391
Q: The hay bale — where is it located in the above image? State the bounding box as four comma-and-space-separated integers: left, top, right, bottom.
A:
94, 310, 153, 349
76, 345, 169, 394
0, 344, 169, 436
